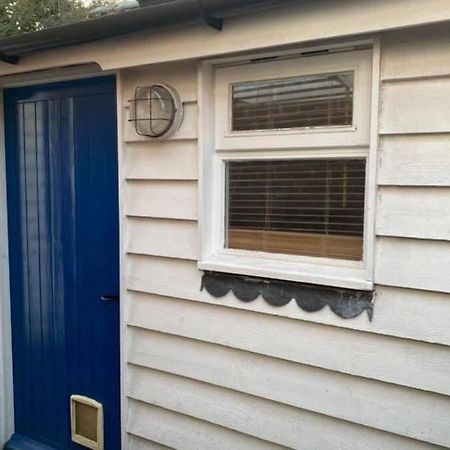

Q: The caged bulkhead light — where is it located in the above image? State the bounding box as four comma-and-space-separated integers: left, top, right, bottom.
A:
128, 84, 184, 138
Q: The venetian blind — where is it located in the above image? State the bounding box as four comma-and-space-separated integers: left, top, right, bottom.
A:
231, 72, 354, 131
225, 158, 366, 261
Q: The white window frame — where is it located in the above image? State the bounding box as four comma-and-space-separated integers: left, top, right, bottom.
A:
198, 41, 380, 291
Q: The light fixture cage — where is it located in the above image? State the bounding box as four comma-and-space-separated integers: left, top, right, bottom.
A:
129, 84, 183, 138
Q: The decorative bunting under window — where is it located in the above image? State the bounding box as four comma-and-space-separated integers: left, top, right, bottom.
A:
201, 271, 374, 320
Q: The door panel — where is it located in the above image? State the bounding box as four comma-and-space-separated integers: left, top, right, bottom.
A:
4, 76, 120, 450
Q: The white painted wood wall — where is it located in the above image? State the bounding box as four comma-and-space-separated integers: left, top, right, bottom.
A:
120, 25, 450, 449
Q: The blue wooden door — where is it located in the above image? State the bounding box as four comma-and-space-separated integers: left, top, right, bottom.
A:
4, 76, 120, 450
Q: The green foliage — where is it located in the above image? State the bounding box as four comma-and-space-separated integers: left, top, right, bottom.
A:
0, 0, 117, 38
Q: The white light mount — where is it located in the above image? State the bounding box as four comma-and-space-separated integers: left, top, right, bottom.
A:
129, 84, 184, 138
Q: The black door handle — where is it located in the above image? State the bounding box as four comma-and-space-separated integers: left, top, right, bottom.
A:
101, 294, 120, 301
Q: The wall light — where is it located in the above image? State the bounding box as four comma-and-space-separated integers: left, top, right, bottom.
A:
129, 84, 183, 138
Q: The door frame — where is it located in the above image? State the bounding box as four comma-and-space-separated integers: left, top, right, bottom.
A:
0, 87, 14, 447
0, 69, 127, 449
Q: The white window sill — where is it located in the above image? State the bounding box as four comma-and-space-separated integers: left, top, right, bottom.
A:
198, 253, 373, 291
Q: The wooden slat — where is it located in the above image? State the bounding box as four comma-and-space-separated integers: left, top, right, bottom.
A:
375, 237, 450, 293
124, 101, 198, 142
126, 291, 450, 396
125, 254, 200, 297
228, 228, 362, 261
128, 327, 450, 447
378, 135, 450, 186
380, 77, 450, 134
381, 24, 450, 80
371, 286, 450, 346
125, 254, 450, 346
126, 180, 198, 220
128, 399, 284, 450
127, 218, 198, 260
128, 434, 173, 450
128, 365, 446, 450
124, 140, 197, 181
377, 187, 450, 240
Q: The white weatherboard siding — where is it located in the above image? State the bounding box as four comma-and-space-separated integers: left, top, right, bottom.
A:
378, 134, 450, 186
126, 180, 197, 220
121, 27, 450, 449
377, 187, 450, 240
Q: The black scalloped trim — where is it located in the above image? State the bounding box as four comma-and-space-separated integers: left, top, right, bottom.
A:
201, 271, 374, 321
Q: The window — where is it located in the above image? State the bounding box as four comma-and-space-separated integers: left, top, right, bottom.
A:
231, 72, 354, 131
200, 47, 375, 290
225, 158, 366, 261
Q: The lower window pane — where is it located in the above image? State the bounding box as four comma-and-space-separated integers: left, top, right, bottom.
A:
225, 158, 366, 261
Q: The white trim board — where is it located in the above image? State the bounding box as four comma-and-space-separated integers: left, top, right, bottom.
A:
116, 70, 129, 450
0, 89, 14, 446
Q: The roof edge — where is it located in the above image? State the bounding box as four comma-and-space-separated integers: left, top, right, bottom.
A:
0, 0, 290, 61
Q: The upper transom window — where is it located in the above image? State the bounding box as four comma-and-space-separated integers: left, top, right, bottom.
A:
231, 72, 354, 132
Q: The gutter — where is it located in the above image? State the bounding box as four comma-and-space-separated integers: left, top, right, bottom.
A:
0, 0, 290, 65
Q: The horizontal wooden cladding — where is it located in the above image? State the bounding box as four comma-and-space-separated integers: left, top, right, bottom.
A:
125, 254, 201, 300
126, 180, 198, 220
124, 101, 198, 143
128, 328, 450, 447
375, 237, 450, 293
128, 434, 173, 450
128, 399, 284, 450
127, 291, 450, 396
129, 365, 448, 450
377, 187, 450, 240
381, 24, 450, 80
122, 61, 198, 104
228, 229, 363, 261
127, 218, 198, 260
378, 135, 450, 186
125, 254, 450, 346
124, 140, 197, 180
380, 77, 450, 134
